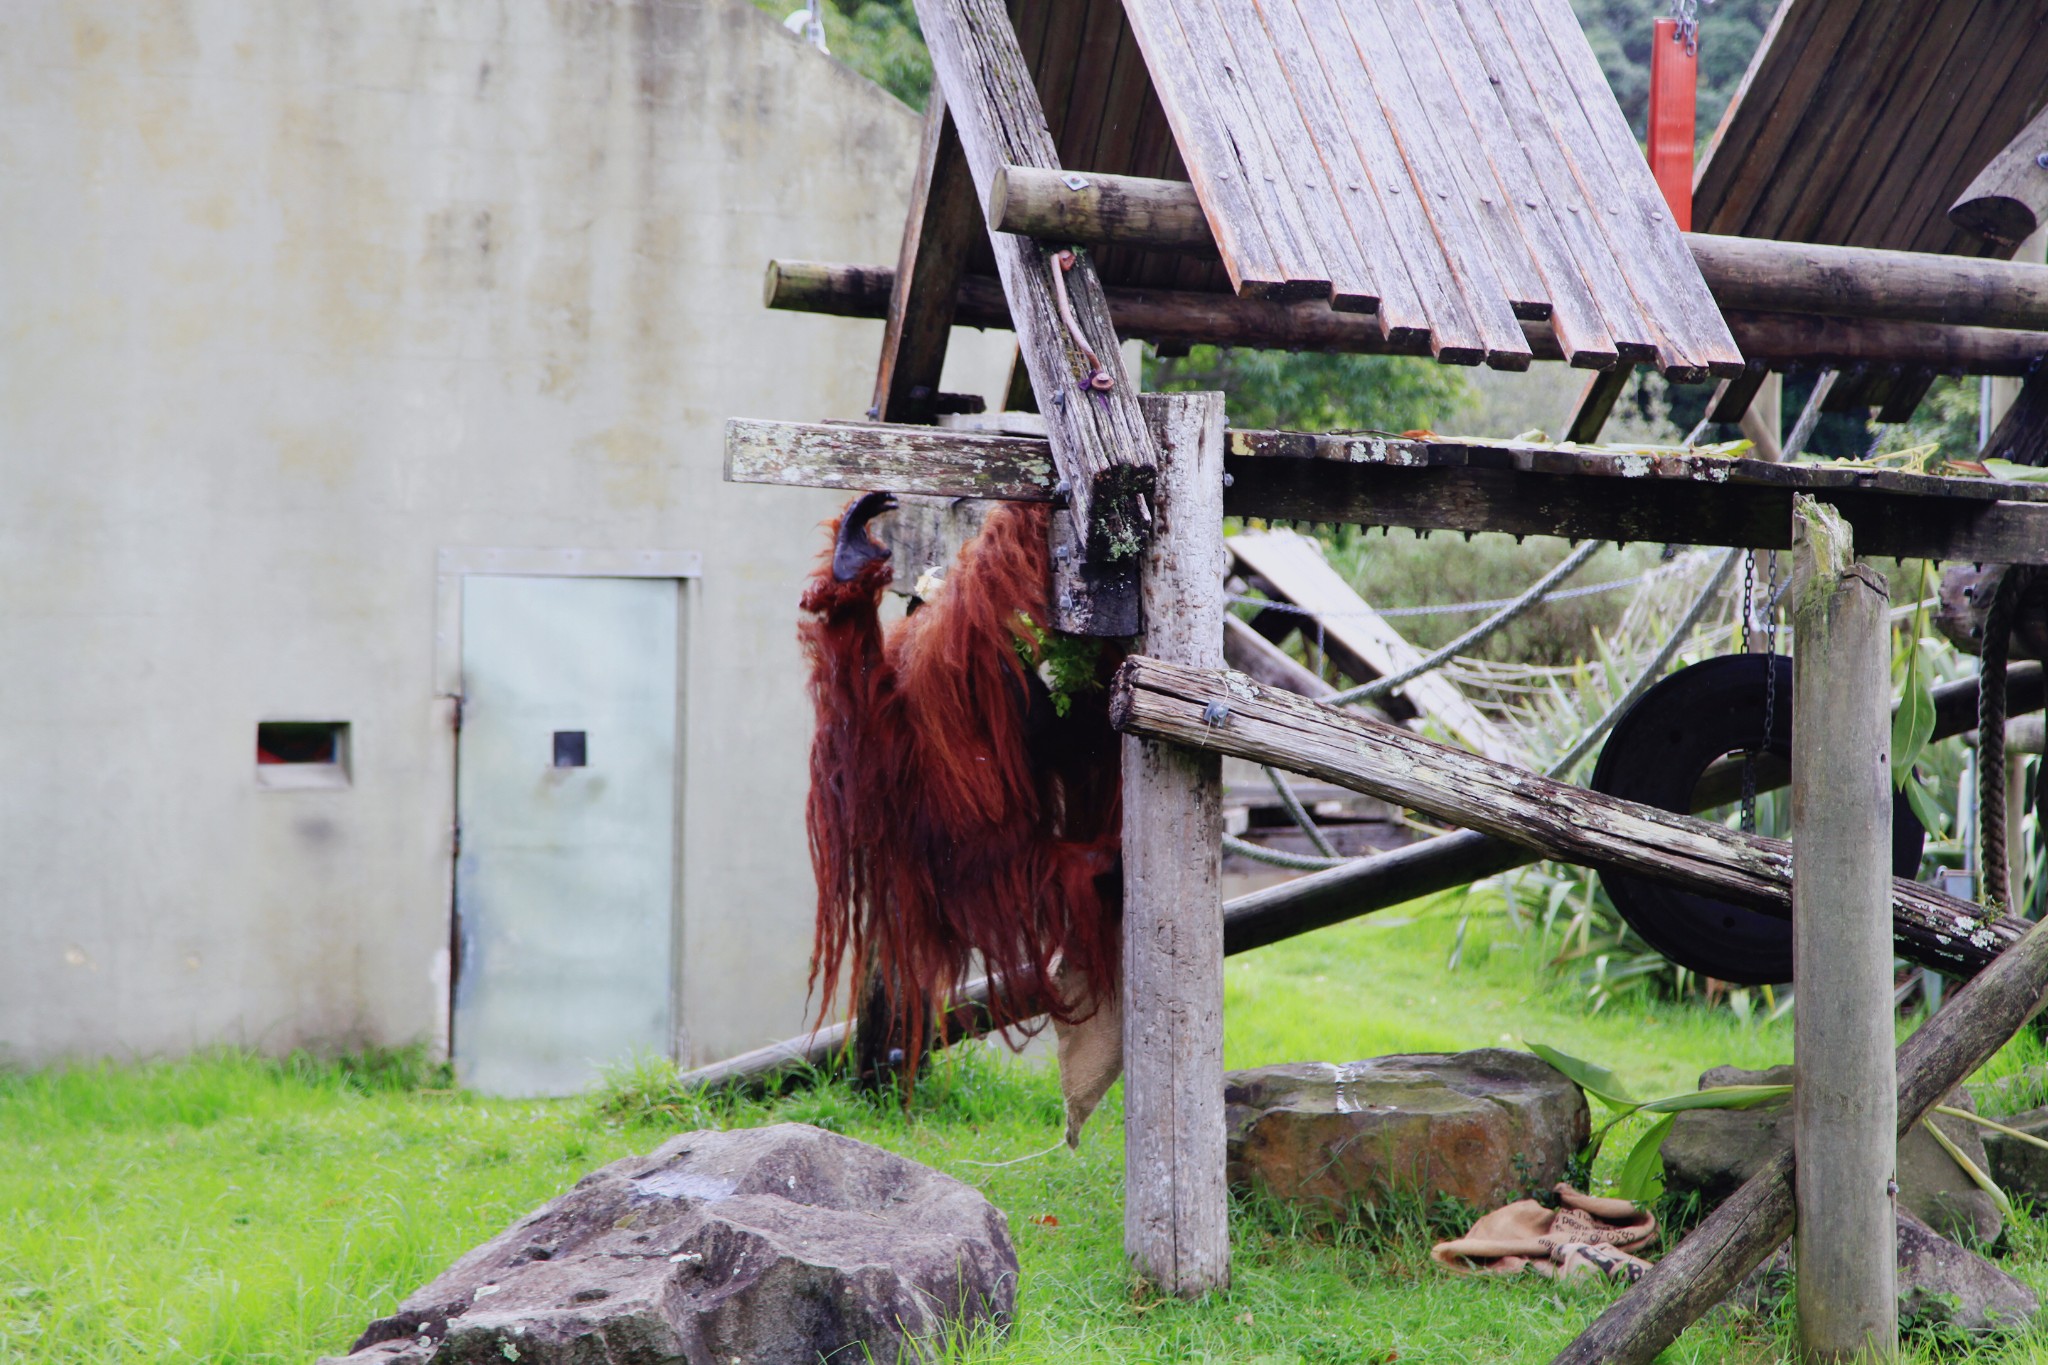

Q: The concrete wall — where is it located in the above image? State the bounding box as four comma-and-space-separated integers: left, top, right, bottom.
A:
0, 0, 1005, 1069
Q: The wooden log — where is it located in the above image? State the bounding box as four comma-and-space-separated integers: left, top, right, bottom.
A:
983, 166, 2048, 335
763, 259, 2048, 376
1692, 232, 2048, 334
988, 163, 1217, 260
1121, 391, 1230, 1296
684, 665, 2044, 1096
1787, 499, 1896, 1360
1552, 912, 2048, 1365
1108, 655, 2033, 979
873, 95, 982, 424
911, 0, 1159, 566
1225, 661, 2043, 959
1950, 104, 2048, 248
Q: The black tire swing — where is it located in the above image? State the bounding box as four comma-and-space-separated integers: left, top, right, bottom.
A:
1587, 653, 1926, 986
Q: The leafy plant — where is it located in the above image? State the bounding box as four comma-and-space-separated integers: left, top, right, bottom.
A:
1529, 1042, 1790, 1203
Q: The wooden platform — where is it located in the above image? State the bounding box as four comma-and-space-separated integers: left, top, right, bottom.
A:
726, 417, 2048, 566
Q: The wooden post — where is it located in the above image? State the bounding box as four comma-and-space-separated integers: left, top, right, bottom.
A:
1551, 911, 2048, 1365
1789, 495, 1896, 1362
1122, 390, 1229, 1296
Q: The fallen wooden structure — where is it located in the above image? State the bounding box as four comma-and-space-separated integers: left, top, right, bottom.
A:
727, 0, 2048, 1347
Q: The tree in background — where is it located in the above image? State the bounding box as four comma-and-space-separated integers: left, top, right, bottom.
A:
1146, 347, 1467, 434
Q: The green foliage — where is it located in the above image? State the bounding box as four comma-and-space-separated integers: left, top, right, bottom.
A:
752, 0, 932, 108
1877, 376, 1986, 463
1146, 346, 1468, 435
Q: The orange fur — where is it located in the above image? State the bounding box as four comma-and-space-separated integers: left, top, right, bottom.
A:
798, 501, 1122, 1079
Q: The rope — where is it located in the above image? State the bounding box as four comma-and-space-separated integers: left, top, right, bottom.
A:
1262, 764, 1338, 857
1325, 540, 1608, 708
1231, 570, 1647, 621
1222, 549, 1739, 871
1545, 548, 1744, 780
1980, 568, 2037, 913
1223, 831, 1353, 871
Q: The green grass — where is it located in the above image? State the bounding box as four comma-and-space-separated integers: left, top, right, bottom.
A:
5, 893, 2048, 1363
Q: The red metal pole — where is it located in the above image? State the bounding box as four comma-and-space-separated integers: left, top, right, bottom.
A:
1647, 16, 1698, 231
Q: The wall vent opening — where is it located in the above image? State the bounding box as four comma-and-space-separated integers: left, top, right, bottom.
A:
257, 721, 351, 790
553, 730, 587, 768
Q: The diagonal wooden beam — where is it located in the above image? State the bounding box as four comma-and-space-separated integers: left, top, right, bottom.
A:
1982, 364, 2048, 468
872, 94, 983, 425
1108, 654, 2030, 977
911, 0, 1159, 565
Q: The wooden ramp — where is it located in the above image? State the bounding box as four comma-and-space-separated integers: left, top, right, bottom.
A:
1226, 528, 1531, 767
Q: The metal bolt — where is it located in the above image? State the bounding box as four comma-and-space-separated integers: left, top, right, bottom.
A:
1221, 472, 1234, 488
2036, 152, 2048, 169
1202, 701, 1231, 726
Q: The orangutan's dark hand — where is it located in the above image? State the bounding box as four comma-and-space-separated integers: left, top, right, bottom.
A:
832, 491, 898, 582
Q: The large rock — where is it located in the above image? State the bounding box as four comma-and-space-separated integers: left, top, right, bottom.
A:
322, 1123, 1016, 1365
1662, 1065, 2001, 1244
1898, 1208, 2039, 1335
1224, 1049, 1589, 1215
1981, 1102, 2048, 1208
1727, 1211, 2036, 1337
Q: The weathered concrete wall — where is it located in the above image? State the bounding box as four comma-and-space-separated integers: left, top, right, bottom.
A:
0, 0, 1005, 1069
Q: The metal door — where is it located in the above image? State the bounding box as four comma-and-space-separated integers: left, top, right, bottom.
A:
452, 574, 680, 1096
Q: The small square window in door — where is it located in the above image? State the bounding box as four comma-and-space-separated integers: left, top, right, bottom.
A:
553, 731, 587, 768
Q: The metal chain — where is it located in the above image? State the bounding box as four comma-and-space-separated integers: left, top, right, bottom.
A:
1739, 550, 1758, 832
1760, 550, 1782, 818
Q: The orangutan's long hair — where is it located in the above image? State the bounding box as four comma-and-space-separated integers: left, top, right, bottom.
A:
798, 501, 1122, 1082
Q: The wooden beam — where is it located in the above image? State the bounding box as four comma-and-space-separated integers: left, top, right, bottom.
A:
765, 259, 2048, 376
677, 662, 2047, 1096
1950, 104, 2048, 249
988, 162, 1217, 261
1707, 360, 1772, 425
1121, 392, 1229, 1296
1564, 366, 1633, 442
1788, 500, 1896, 1358
1691, 231, 2048, 333
1225, 662, 2041, 963
873, 95, 983, 424
1983, 367, 2048, 468
983, 165, 2048, 335
1552, 913, 2048, 1365
911, 0, 1159, 565
724, 418, 1054, 501
724, 418, 2048, 567
1107, 655, 2031, 979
